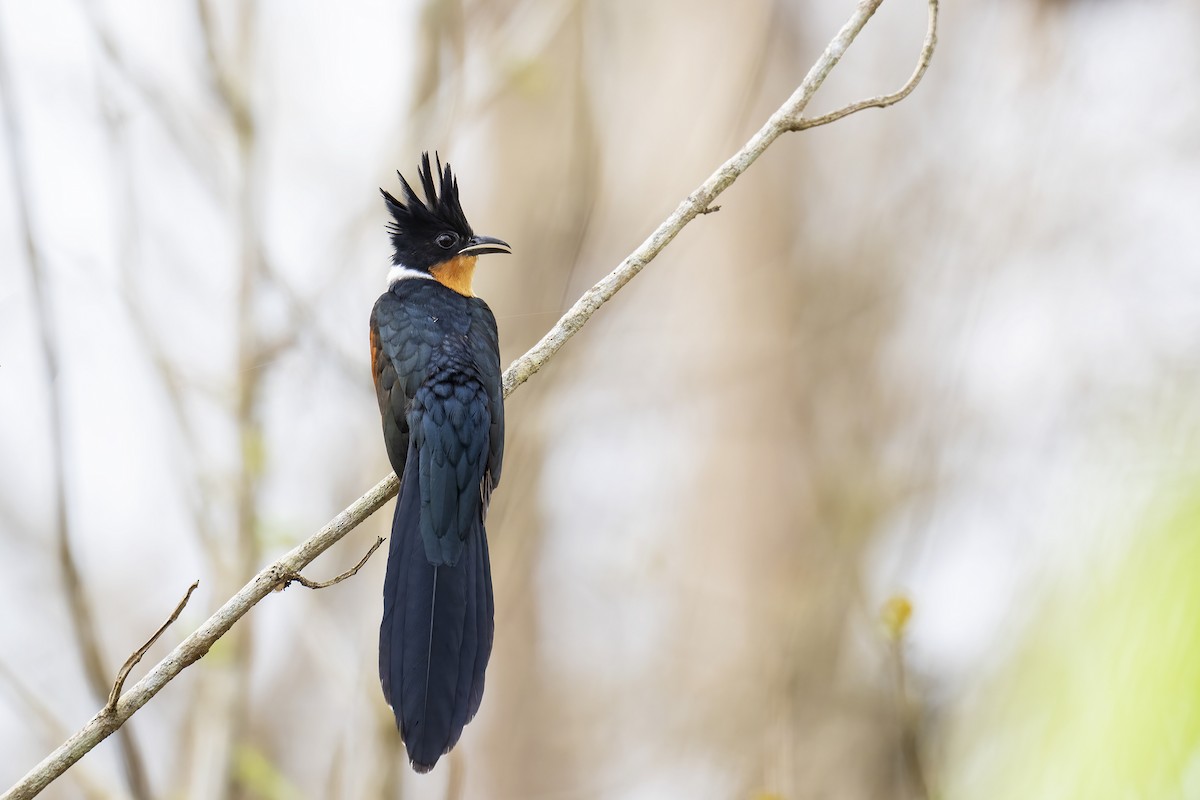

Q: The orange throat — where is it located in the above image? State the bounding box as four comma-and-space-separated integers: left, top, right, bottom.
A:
430, 254, 478, 296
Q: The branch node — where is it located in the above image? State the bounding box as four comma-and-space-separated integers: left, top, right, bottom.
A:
788, 0, 938, 134
277, 537, 386, 591
104, 580, 200, 715
698, 205, 722, 215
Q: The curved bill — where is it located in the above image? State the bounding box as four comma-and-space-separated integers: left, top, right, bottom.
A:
458, 235, 512, 257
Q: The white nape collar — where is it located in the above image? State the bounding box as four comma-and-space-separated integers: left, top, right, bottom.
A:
387, 263, 434, 287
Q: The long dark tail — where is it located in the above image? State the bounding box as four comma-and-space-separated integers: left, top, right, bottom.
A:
379, 452, 494, 772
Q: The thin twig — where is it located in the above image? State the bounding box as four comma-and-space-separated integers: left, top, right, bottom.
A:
279, 537, 386, 590
2, 0, 936, 795
790, 0, 938, 132
104, 582, 200, 714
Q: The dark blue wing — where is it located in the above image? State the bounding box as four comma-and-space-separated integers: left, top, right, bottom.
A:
468, 299, 504, 501
411, 369, 491, 566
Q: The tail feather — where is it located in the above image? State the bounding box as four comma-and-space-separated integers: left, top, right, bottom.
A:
380, 442, 494, 773
468, 526, 493, 714
453, 515, 493, 725
378, 498, 407, 708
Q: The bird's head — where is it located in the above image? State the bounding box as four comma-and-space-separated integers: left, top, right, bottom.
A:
382, 152, 511, 296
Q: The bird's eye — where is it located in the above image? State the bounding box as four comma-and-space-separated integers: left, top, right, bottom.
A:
436, 233, 458, 249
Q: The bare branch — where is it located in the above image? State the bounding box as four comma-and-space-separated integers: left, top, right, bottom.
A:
279, 537, 386, 590
104, 582, 200, 714
1, 0, 936, 795
2, 477, 397, 800
500, 0, 908, 397
790, 0, 939, 132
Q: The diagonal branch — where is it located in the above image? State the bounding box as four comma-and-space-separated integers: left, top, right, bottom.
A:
1, 0, 936, 796
500, 0, 936, 397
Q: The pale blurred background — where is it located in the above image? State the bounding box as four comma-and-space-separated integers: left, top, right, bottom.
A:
2, 0, 1200, 798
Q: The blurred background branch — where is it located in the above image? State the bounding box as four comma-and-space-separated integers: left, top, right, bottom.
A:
0, 18, 153, 800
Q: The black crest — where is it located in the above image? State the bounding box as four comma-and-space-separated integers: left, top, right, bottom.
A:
381, 153, 474, 266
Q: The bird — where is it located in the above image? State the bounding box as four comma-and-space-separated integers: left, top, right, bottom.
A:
369, 153, 509, 772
